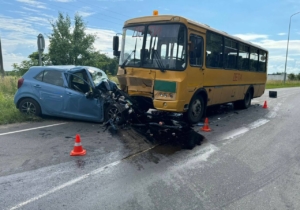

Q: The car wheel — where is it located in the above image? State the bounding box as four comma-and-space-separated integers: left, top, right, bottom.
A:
184, 95, 204, 124
104, 104, 126, 125
19, 98, 41, 116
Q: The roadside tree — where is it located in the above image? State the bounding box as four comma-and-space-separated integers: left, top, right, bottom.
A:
48, 12, 95, 65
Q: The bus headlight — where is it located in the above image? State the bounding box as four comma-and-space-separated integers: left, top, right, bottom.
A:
154, 91, 176, 100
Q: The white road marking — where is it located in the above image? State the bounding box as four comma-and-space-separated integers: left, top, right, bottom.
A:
222, 127, 250, 141
248, 119, 270, 129
0, 123, 67, 136
9, 160, 121, 210
195, 143, 219, 162
9, 144, 158, 210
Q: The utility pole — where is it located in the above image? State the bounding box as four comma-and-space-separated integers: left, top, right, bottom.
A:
284, 11, 300, 84
0, 37, 5, 78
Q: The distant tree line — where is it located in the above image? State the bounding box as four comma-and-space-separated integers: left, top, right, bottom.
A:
287, 73, 300, 81
11, 12, 118, 76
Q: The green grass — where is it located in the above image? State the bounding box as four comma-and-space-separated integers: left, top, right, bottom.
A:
266, 80, 300, 89
0, 76, 41, 125
107, 75, 118, 84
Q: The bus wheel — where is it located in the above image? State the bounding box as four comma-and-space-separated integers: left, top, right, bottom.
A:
184, 95, 204, 124
234, 89, 252, 109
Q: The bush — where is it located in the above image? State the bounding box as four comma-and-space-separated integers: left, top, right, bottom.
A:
0, 76, 41, 124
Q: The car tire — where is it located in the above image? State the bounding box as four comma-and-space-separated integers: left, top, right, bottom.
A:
19, 98, 41, 116
104, 104, 126, 125
184, 95, 205, 124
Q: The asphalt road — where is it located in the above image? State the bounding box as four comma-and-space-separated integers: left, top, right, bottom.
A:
1, 88, 300, 210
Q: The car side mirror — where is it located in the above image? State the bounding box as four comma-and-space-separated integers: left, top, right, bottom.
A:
85, 91, 94, 99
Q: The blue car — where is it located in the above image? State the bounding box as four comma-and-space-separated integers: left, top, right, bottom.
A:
14, 65, 111, 122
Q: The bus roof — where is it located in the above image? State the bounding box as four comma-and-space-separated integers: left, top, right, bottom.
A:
124, 15, 268, 52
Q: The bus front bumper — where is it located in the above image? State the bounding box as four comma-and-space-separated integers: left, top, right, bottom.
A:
153, 99, 186, 112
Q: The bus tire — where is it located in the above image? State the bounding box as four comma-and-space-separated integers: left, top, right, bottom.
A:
234, 89, 252, 109
184, 95, 204, 124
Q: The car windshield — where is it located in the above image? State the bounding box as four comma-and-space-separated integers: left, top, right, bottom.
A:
119, 24, 187, 71
85, 66, 108, 85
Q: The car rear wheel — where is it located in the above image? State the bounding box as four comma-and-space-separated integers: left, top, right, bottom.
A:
19, 98, 41, 116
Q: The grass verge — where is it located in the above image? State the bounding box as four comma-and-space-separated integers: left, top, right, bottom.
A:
0, 76, 41, 125
266, 80, 300, 89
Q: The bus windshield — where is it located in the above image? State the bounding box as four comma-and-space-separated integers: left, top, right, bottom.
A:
119, 24, 187, 71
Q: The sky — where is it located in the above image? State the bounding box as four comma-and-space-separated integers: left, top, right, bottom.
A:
0, 0, 300, 74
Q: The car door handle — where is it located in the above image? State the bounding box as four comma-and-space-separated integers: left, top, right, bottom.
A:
33, 84, 41, 88
67, 92, 73, 95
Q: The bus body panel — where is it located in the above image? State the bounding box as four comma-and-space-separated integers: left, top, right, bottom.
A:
117, 14, 268, 117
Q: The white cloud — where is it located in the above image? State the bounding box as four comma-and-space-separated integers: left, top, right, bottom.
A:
24, 16, 50, 26
16, 0, 47, 9
234, 33, 268, 41
77, 7, 96, 17
2, 51, 28, 71
77, 11, 95, 17
97, 0, 142, 1
86, 28, 116, 57
278, 32, 286, 36
254, 39, 300, 51
254, 39, 300, 74
22, 6, 39, 12
52, 0, 75, 2
0, 15, 38, 35
1, 26, 115, 70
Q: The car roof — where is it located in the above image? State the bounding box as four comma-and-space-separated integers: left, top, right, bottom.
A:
28, 65, 104, 73
29, 65, 76, 72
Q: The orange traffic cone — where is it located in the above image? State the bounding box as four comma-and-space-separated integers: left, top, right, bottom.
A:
201, 118, 211, 132
70, 134, 86, 156
262, 101, 268, 109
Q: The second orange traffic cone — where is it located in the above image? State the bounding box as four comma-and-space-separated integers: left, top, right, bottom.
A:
70, 134, 86, 156
262, 101, 268, 109
201, 118, 211, 132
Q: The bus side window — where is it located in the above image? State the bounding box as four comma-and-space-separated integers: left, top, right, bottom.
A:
258, 50, 267, 72
189, 35, 203, 66
206, 31, 223, 68
250, 47, 258, 71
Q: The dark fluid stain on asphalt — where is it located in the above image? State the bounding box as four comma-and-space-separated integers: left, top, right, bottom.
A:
76, 159, 86, 169
148, 129, 205, 151
65, 136, 73, 139
206, 103, 234, 117
129, 152, 161, 171
152, 144, 182, 156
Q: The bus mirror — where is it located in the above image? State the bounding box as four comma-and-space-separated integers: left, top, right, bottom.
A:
113, 50, 120, 57
113, 36, 119, 51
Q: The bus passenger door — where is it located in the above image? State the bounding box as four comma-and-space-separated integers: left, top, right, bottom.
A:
186, 34, 205, 102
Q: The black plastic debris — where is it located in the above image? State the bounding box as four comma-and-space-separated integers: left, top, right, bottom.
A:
100, 83, 203, 150
269, 91, 277, 98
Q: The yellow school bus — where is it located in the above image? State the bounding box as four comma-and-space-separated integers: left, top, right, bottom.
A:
112, 11, 268, 123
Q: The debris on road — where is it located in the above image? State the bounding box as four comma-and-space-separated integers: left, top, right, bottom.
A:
99, 80, 204, 149
269, 91, 277, 98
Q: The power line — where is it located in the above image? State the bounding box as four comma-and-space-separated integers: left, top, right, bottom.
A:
75, 0, 131, 19
45, 0, 124, 28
